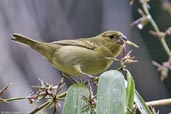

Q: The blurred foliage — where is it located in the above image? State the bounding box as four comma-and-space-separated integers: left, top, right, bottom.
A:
131, 0, 171, 95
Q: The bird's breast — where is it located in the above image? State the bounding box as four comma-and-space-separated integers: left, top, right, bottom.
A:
51, 46, 114, 76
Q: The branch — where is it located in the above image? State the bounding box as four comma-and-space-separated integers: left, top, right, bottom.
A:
141, 1, 171, 57
146, 98, 171, 107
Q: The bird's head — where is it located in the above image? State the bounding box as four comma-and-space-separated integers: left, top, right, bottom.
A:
98, 30, 127, 45
96, 30, 128, 57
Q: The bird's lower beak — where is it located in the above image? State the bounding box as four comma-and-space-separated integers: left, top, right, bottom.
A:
117, 34, 139, 48
117, 34, 127, 45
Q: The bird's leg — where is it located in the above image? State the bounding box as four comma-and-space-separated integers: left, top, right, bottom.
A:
62, 72, 78, 83
73, 65, 94, 78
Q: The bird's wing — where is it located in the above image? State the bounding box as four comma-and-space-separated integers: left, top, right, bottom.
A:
52, 40, 97, 50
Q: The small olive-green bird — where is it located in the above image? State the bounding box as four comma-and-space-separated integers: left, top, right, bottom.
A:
11, 30, 136, 77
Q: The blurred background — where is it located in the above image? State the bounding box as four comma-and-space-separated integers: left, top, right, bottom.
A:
0, 0, 171, 113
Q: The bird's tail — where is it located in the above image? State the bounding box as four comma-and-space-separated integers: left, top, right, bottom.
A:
11, 33, 55, 61
11, 33, 39, 48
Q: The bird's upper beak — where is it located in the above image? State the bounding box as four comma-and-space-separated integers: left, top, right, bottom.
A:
117, 34, 127, 45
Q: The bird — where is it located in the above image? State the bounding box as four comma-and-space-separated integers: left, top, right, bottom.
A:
11, 30, 136, 77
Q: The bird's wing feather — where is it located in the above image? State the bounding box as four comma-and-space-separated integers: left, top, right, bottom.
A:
52, 40, 97, 50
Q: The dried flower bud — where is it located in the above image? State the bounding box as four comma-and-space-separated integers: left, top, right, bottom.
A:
152, 60, 171, 81
165, 27, 171, 36
149, 31, 166, 39
129, 0, 134, 5
121, 51, 138, 65
162, 0, 171, 14
131, 15, 150, 30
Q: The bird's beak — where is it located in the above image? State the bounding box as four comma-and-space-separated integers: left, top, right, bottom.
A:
117, 34, 127, 45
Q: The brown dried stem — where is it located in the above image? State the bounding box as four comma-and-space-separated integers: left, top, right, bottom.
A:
146, 98, 171, 107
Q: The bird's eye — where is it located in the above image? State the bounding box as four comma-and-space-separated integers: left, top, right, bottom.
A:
109, 35, 114, 39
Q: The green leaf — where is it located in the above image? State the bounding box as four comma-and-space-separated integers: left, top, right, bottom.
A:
125, 70, 152, 114
134, 90, 152, 114
96, 70, 126, 114
126, 70, 135, 113
62, 84, 90, 114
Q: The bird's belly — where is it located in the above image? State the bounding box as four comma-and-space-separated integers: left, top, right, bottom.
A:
51, 46, 113, 76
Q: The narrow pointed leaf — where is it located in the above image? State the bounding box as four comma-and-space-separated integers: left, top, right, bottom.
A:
96, 70, 126, 114
126, 70, 135, 112
134, 90, 152, 114
62, 84, 90, 114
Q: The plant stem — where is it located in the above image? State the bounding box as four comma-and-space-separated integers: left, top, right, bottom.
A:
142, 2, 171, 57
160, 38, 171, 57
30, 100, 52, 114
5, 97, 26, 102
146, 98, 171, 107
2, 91, 67, 103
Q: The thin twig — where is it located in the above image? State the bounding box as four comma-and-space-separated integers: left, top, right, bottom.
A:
141, 1, 171, 57
29, 100, 52, 114
57, 91, 67, 99
5, 97, 26, 102
0, 83, 12, 96
146, 98, 171, 107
